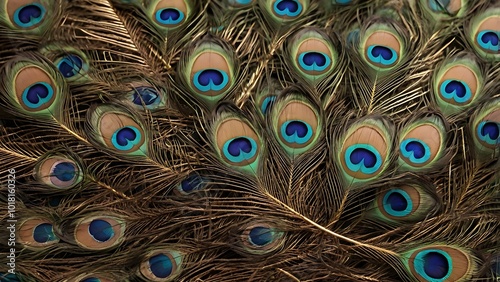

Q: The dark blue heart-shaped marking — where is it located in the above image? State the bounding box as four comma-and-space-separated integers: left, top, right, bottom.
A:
481, 31, 499, 46
481, 122, 499, 140
18, 5, 42, 24
444, 80, 466, 98
302, 52, 327, 67
26, 83, 50, 104
228, 138, 253, 157
405, 141, 426, 159
198, 69, 224, 86
160, 9, 181, 21
276, 0, 299, 13
350, 148, 377, 168
371, 46, 394, 60
116, 128, 138, 147
285, 121, 308, 138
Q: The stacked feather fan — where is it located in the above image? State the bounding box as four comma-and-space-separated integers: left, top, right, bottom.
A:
0, 0, 499, 281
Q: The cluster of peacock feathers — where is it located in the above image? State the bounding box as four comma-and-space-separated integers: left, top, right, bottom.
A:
0, 0, 499, 281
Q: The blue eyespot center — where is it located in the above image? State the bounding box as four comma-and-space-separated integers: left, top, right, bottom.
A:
406, 141, 425, 159
423, 252, 449, 279
22, 82, 54, 109
155, 8, 185, 25
382, 189, 412, 217
387, 192, 407, 211
281, 120, 313, 144
478, 121, 500, 145
57, 55, 84, 78
249, 226, 274, 246
477, 30, 500, 53
440, 79, 472, 103
414, 250, 452, 280
88, 219, 114, 242
149, 254, 173, 278
345, 144, 383, 175
33, 223, 56, 243
400, 138, 431, 164
111, 126, 142, 151
350, 148, 377, 168
14, 4, 46, 28
298, 52, 331, 72
180, 175, 204, 193
367, 45, 398, 67
222, 137, 258, 163
229, 138, 252, 155
132, 87, 159, 106
193, 69, 229, 92
273, 0, 303, 17
261, 96, 276, 114
52, 162, 76, 182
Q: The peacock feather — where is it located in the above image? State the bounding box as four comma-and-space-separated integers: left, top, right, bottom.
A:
1, 0, 499, 281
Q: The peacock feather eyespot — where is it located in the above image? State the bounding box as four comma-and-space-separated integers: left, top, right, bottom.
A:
3, 0, 48, 30
338, 119, 392, 184
361, 24, 404, 71
18, 218, 59, 248
55, 54, 87, 81
39, 45, 90, 83
214, 114, 262, 174
241, 223, 284, 255
402, 245, 476, 282
74, 216, 126, 250
369, 184, 437, 225
398, 116, 447, 170
469, 8, 500, 61
471, 100, 500, 155
271, 94, 321, 156
287, 28, 338, 84
180, 40, 237, 106
88, 105, 148, 156
147, 0, 192, 31
139, 249, 183, 281
123, 84, 167, 111
433, 55, 483, 115
34, 155, 83, 189
177, 174, 207, 194
9, 63, 60, 115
